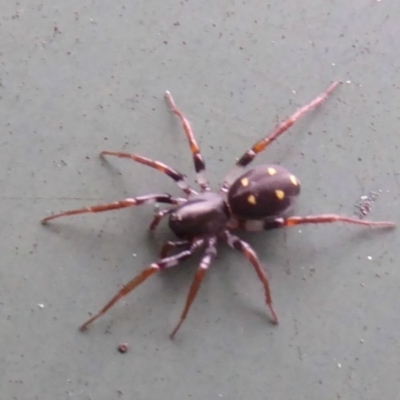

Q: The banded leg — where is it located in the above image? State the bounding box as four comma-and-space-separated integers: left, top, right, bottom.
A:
229, 215, 395, 232
170, 237, 217, 339
263, 214, 396, 230
221, 81, 341, 192
80, 239, 204, 331
149, 208, 172, 231
101, 151, 197, 196
165, 91, 210, 191
160, 240, 190, 258
41, 194, 184, 224
221, 231, 278, 324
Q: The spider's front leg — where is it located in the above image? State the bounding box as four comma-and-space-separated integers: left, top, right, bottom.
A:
100, 151, 197, 196
79, 239, 205, 332
41, 194, 185, 224
165, 91, 210, 192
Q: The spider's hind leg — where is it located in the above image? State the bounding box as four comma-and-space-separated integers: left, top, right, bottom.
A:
221, 81, 341, 192
263, 214, 396, 230
228, 214, 395, 232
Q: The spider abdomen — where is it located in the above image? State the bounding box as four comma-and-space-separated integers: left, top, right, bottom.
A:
227, 164, 301, 219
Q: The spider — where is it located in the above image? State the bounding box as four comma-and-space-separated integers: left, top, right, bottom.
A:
42, 82, 395, 339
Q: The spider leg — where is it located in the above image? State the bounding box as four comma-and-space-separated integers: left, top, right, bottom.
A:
221, 231, 278, 324
228, 215, 395, 231
80, 239, 205, 331
159, 240, 190, 258
170, 237, 217, 339
262, 214, 396, 230
41, 194, 184, 224
100, 151, 197, 196
165, 91, 210, 192
221, 81, 341, 192
149, 208, 173, 231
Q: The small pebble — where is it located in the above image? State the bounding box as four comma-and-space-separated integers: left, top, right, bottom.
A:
118, 343, 129, 353
38, 303, 44, 309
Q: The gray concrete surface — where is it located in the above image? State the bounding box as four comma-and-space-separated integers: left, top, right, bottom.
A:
1, 1, 400, 399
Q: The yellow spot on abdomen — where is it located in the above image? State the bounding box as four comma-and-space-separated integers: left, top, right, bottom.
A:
241, 177, 249, 187
290, 175, 298, 186
267, 167, 277, 176
275, 190, 285, 200
247, 194, 257, 205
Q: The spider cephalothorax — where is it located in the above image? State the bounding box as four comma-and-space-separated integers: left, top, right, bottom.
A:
169, 192, 230, 239
42, 83, 395, 338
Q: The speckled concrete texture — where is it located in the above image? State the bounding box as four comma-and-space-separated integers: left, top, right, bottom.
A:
1, 1, 400, 399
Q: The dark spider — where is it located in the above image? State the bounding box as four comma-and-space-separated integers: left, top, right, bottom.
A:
42, 82, 395, 339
